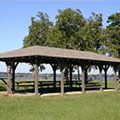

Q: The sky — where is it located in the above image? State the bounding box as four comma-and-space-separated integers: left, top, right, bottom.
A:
0, 1, 120, 74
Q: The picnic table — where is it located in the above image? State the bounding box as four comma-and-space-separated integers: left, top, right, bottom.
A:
85, 82, 101, 89
15, 80, 101, 91
15, 80, 78, 90
15, 81, 58, 90
15, 81, 34, 90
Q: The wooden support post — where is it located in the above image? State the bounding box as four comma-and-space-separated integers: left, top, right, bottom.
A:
78, 66, 80, 81
119, 71, 120, 79
51, 64, 57, 88
99, 65, 103, 92
60, 68, 64, 95
53, 69, 56, 88
118, 65, 120, 79
11, 62, 19, 92
85, 68, 88, 84
69, 66, 73, 89
58, 60, 66, 95
115, 71, 118, 91
103, 65, 109, 89
11, 68, 15, 91
6, 64, 12, 94
33, 60, 39, 96
104, 70, 107, 89
81, 65, 85, 93
114, 66, 118, 91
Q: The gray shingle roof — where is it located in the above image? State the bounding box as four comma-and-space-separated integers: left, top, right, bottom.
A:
0, 46, 120, 63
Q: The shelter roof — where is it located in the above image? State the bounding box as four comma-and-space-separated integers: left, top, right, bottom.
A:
0, 46, 119, 63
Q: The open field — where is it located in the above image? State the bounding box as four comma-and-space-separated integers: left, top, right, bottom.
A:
0, 92, 120, 120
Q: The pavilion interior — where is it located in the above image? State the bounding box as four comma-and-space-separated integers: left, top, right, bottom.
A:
11, 62, 118, 94
0, 56, 119, 95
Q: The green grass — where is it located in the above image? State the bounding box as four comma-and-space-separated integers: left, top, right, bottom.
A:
0, 82, 6, 91
0, 92, 120, 120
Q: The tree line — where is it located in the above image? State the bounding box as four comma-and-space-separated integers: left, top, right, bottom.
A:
23, 8, 120, 59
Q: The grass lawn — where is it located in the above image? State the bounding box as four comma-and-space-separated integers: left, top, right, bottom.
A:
0, 92, 120, 120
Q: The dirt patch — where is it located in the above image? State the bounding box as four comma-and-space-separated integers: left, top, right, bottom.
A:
0, 93, 8, 97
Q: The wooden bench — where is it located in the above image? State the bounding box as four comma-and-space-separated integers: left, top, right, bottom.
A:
16, 81, 56, 90
16, 81, 35, 90
85, 82, 101, 89
39, 81, 55, 88
16, 84, 35, 90
64, 81, 72, 87
72, 81, 82, 87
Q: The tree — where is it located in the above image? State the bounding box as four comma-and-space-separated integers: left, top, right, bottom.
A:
73, 23, 94, 51
106, 12, 120, 58
48, 9, 105, 79
87, 12, 104, 53
23, 12, 53, 47
49, 8, 87, 79
55, 8, 86, 49
47, 26, 63, 48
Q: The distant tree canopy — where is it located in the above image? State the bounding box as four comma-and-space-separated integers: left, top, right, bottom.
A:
23, 8, 120, 58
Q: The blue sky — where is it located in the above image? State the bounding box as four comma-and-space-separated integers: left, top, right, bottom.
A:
0, 1, 120, 73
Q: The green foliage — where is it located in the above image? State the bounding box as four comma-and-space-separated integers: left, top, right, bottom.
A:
47, 26, 64, 48
48, 9, 103, 52
0, 85, 6, 91
39, 64, 45, 72
23, 12, 53, 47
87, 12, 104, 52
73, 23, 94, 51
106, 12, 120, 58
56, 8, 85, 35
55, 8, 86, 49
23, 8, 120, 59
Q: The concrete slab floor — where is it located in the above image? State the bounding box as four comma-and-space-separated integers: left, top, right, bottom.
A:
0, 89, 117, 97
